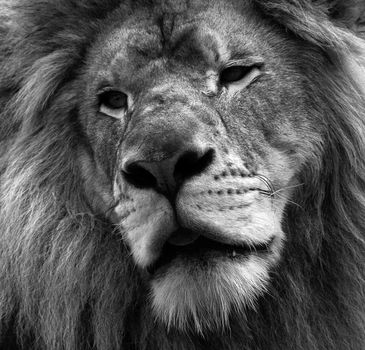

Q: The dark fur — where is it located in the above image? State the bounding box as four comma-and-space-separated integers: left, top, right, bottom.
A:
0, 1, 365, 349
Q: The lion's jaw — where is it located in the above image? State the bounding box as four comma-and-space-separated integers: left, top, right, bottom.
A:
111, 147, 288, 332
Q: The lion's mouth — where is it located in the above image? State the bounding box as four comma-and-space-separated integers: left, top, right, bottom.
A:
148, 229, 274, 275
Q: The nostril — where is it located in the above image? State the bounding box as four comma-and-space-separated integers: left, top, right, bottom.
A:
123, 163, 157, 189
174, 148, 215, 182
122, 148, 215, 193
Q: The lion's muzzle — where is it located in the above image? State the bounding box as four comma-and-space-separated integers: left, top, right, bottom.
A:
112, 93, 283, 274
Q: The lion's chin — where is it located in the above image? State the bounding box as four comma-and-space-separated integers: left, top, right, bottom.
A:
150, 252, 274, 333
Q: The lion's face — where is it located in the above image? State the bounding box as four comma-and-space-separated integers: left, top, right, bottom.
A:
78, 0, 323, 331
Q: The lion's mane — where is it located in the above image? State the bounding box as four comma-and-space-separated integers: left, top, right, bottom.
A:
0, 1, 365, 349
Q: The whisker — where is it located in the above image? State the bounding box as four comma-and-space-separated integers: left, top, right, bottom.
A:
259, 189, 272, 196
271, 183, 304, 196
274, 192, 304, 210
255, 175, 304, 209
104, 200, 120, 217
255, 174, 275, 194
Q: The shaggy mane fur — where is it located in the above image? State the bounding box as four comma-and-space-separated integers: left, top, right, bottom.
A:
0, 1, 365, 349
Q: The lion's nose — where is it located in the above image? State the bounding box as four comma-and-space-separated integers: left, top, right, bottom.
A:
122, 147, 214, 197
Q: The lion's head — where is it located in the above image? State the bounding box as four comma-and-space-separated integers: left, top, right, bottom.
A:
1, 0, 365, 349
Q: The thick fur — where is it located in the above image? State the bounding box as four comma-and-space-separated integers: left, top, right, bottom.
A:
0, 1, 365, 349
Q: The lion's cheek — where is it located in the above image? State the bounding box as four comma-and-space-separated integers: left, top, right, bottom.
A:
112, 188, 177, 267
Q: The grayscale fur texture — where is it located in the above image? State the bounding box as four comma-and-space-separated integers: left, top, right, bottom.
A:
0, 0, 365, 349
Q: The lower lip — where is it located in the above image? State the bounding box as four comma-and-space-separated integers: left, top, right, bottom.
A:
147, 237, 273, 275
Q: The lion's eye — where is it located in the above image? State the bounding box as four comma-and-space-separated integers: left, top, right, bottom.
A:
98, 90, 128, 118
219, 65, 262, 89
220, 66, 252, 83
100, 91, 127, 109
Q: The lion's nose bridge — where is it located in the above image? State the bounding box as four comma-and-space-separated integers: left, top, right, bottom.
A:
121, 99, 215, 197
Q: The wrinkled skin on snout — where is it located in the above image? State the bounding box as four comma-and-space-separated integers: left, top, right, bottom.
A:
77, 0, 323, 331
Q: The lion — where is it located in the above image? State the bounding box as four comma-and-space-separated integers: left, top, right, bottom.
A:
0, 0, 365, 349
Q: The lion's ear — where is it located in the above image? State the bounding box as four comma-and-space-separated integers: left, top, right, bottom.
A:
326, 0, 365, 37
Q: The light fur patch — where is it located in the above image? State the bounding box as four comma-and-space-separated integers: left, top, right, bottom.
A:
345, 38, 365, 95
113, 178, 177, 267
151, 255, 272, 333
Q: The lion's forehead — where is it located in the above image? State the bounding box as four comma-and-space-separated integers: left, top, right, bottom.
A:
90, 0, 259, 79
